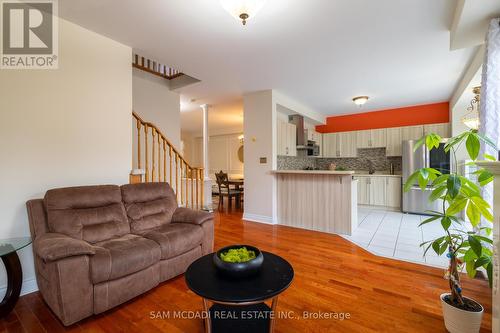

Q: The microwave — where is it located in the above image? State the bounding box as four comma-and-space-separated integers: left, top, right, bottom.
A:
307, 144, 320, 156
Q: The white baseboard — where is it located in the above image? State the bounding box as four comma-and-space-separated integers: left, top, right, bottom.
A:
0, 277, 38, 297
242, 213, 275, 225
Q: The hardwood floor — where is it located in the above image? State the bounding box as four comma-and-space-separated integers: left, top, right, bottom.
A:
0, 206, 492, 332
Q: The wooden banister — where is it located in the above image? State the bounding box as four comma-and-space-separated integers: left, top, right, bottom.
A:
132, 111, 204, 210
132, 53, 184, 80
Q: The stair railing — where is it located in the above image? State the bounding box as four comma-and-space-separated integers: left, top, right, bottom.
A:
132, 112, 204, 209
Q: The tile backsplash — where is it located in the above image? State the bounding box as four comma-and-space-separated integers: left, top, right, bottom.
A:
278, 148, 402, 172
277, 155, 317, 170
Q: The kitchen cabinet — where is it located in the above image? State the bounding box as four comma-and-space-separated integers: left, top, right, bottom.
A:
371, 129, 387, 147
385, 177, 402, 208
322, 133, 339, 158
354, 177, 370, 205
306, 130, 323, 157
277, 120, 297, 156
323, 132, 357, 158
306, 129, 322, 144
338, 132, 357, 157
386, 127, 402, 156
424, 123, 450, 138
356, 130, 372, 148
315, 132, 323, 157
355, 176, 401, 209
369, 177, 387, 206
319, 123, 448, 158
356, 129, 387, 148
401, 125, 423, 142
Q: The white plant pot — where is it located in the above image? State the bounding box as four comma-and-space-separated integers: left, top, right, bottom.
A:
440, 293, 484, 333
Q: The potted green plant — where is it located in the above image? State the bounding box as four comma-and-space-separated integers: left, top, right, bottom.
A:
403, 129, 497, 333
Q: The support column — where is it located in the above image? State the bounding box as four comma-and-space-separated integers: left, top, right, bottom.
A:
201, 104, 213, 210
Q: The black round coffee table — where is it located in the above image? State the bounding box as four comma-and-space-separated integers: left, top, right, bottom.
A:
185, 251, 294, 333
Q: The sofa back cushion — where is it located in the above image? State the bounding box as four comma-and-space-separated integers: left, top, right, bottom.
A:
121, 183, 177, 233
44, 185, 130, 243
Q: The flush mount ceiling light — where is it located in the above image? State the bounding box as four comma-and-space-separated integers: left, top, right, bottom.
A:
352, 96, 369, 107
220, 0, 267, 25
461, 86, 481, 130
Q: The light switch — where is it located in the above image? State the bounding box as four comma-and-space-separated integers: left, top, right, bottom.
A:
260, 157, 267, 164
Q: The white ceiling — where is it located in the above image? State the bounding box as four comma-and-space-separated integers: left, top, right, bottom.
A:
451, 0, 500, 50
181, 99, 243, 137
59, 0, 474, 117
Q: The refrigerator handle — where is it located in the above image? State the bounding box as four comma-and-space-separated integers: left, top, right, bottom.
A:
424, 144, 430, 168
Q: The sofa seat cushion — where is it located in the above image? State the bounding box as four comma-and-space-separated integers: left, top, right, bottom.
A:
121, 183, 178, 233
44, 185, 130, 244
90, 234, 161, 284
141, 223, 204, 260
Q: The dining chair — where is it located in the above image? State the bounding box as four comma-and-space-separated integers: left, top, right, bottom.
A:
215, 171, 243, 207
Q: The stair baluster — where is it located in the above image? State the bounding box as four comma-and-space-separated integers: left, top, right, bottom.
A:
132, 112, 204, 209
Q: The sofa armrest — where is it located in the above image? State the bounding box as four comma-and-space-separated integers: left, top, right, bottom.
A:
171, 207, 213, 225
34, 233, 96, 262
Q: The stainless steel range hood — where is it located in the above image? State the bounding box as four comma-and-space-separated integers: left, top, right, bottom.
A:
288, 114, 312, 150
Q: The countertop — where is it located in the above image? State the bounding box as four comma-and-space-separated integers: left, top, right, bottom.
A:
352, 171, 402, 178
272, 170, 355, 175
272, 170, 402, 177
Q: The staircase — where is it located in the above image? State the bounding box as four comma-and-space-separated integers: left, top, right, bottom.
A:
132, 112, 204, 209
132, 54, 184, 80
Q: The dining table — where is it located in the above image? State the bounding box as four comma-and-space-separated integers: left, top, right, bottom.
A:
228, 178, 244, 191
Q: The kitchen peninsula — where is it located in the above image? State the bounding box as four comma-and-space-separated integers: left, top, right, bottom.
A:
272, 170, 358, 235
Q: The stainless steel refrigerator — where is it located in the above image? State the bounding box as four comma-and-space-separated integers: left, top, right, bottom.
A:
402, 140, 451, 215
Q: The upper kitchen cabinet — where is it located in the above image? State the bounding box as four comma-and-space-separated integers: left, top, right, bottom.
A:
306, 129, 322, 144
424, 123, 451, 138
277, 119, 297, 156
356, 129, 387, 148
323, 133, 339, 158
356, 130, 371, 148
401, 125, 423, 142
338, 132, 357, 157
323, 131, 357, 158
386, 127, 402, 156
371, 129, 387, 147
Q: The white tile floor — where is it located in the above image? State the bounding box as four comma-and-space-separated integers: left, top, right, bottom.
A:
342, 208, 452, 268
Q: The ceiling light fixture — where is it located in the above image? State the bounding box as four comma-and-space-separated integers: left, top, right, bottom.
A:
220, 0, 267, 25
461, 86, 481, 130
352, 96, 369, 107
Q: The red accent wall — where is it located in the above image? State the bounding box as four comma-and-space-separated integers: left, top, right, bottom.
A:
316, 102, 449, 133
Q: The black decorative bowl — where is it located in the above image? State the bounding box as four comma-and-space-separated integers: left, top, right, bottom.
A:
213, 245, 264, 279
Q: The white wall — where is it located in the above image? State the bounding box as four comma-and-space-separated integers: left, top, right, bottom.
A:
243, 91, 277, 223
183, 133, 244, 180
133, 68, 181, 148
0, 18, 132, 295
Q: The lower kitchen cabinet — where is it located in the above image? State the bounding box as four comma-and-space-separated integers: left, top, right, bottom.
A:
356, 177, 370, 205
354, 176, 401, 209
385, 177, 402, 208
369, 177, 387, 206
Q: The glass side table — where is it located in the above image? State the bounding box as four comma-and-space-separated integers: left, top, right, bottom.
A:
0, 237, 31, 318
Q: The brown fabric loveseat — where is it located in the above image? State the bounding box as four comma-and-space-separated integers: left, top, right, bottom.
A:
26, 182, 214, 326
